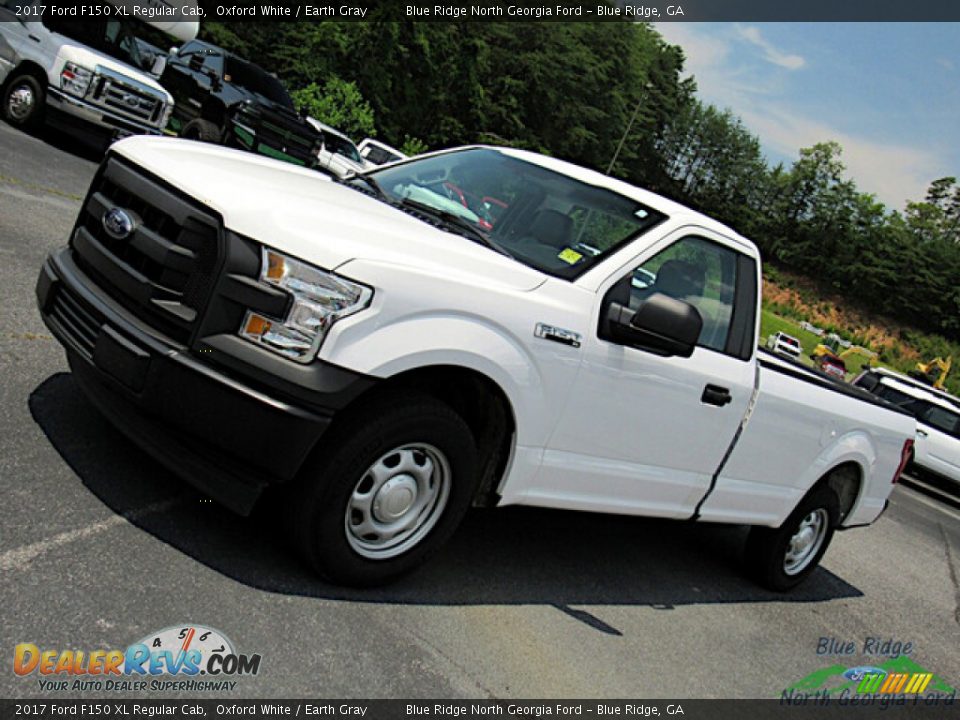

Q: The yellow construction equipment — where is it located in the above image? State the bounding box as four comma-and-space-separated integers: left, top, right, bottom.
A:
909, 356, 952, 390
810, 335, 876, 378
811, 335, 845, 362
839, 345, 877, 367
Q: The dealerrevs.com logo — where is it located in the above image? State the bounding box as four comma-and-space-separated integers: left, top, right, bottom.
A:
13, 624, 262, 692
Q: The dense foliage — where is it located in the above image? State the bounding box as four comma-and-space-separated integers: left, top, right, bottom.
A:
201, 21, 960, 347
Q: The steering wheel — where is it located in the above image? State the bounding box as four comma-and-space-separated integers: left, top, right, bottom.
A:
443, 182, 469, 208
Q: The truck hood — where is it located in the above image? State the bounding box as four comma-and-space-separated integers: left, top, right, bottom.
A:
111, 138, 547, 291
55, 45, 171, 101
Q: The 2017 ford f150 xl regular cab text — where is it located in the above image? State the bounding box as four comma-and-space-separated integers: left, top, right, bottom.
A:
35, 138, 916, 590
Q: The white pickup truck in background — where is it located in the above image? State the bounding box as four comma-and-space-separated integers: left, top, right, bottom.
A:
855, 368, 960, 488
0, 1, 196, 142
765, 330, 802, 359
306, 117, 370, 178
36, 139, 916, 591
358, 137, 407, 166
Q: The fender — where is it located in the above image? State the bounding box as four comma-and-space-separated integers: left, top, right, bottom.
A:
325, 311, 552, 447
795, 430, 875, 527
698, 430, 875, 527
321, 259, 579, 449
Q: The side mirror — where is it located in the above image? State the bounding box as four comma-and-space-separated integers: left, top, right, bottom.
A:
204, 69, 221, 90
606, 292, 702, 358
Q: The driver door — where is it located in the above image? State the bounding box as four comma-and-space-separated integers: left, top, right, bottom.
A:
536, 229, 758, 518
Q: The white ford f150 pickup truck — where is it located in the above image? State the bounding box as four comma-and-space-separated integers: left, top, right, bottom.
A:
35, 138, 916, 590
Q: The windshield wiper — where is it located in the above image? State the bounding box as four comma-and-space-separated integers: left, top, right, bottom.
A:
397, 197, 511, 257
347, 173, 385, 198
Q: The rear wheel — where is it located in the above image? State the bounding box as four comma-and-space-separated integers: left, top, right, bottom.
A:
287, 393, 478, 586
745, 485, 840, 591
180, 118, 221, 143
2, 73, 44, 129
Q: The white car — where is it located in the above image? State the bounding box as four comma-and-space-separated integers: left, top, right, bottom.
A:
305, 118, 369, 178
854, 369, 960, 487
358, 137, 407, 166
766, 331, 802, 359
0, 1, 196, 141
37, 139, 915, 591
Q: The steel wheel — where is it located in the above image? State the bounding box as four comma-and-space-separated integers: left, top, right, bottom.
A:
288, 392, 478, 586
746, 485, 839, 591
344, 443, 451, 560
783, 508, 829, 575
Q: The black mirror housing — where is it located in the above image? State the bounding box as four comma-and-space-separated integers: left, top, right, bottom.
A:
607, 292, 702, 358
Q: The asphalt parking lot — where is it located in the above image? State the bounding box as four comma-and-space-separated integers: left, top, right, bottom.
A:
1, 120, 959, 700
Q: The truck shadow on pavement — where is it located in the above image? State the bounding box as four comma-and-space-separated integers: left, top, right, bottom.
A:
31, 372, 864, 624
1, 118, 106, 163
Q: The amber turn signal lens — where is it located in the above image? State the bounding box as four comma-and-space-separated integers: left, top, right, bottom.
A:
242, 313, 272, 337
265, 251, 286, 281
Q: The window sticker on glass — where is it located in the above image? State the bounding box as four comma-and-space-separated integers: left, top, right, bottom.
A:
558, 247, 584, 265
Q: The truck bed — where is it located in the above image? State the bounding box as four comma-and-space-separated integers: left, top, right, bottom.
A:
695, 348, 915, 529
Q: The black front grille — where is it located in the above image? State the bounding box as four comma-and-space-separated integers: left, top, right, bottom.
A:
71, 157, 222, 344
50, 285, 102, 360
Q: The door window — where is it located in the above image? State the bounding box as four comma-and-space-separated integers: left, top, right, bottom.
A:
917, 404, 960, 436
622, 236, 740, 354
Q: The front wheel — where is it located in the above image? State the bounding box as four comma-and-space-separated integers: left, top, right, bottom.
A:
180, 118, 221, 143
2, 74, 45, 129
287, 393, 478, 586
745, 485, 840, 591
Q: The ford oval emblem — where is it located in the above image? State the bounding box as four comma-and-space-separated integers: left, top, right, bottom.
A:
102, 207, 135, 240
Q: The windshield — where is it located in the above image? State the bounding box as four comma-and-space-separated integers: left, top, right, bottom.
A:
224, 56, 293, 108
43, 18, 144, 69
326, 134, 363, 164
364, 148, 665, 278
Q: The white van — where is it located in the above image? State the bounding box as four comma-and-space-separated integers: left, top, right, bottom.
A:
855, 368, 960, 487
0, 2, 197, 141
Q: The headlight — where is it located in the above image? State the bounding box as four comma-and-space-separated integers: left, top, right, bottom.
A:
60, 63, 93, 98
239, 249, 372, 362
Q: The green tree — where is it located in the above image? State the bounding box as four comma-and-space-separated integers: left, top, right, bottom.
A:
291, 78, 377, 139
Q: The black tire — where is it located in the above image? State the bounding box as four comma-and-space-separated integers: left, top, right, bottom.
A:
287, 392, 478, 587
180, 118, 221, 143
2, 73, 44, 129
745, 485, 840, 592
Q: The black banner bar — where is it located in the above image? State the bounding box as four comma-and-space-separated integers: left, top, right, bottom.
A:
2, 0, 960, 22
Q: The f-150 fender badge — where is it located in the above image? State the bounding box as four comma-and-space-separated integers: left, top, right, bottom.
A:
535, 323, 582, 348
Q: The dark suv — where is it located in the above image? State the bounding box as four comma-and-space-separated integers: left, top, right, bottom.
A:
158, 40, 321, 167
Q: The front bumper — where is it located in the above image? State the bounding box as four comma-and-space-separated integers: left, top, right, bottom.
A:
46, 88, 164, 139
36, 249, 373, 514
